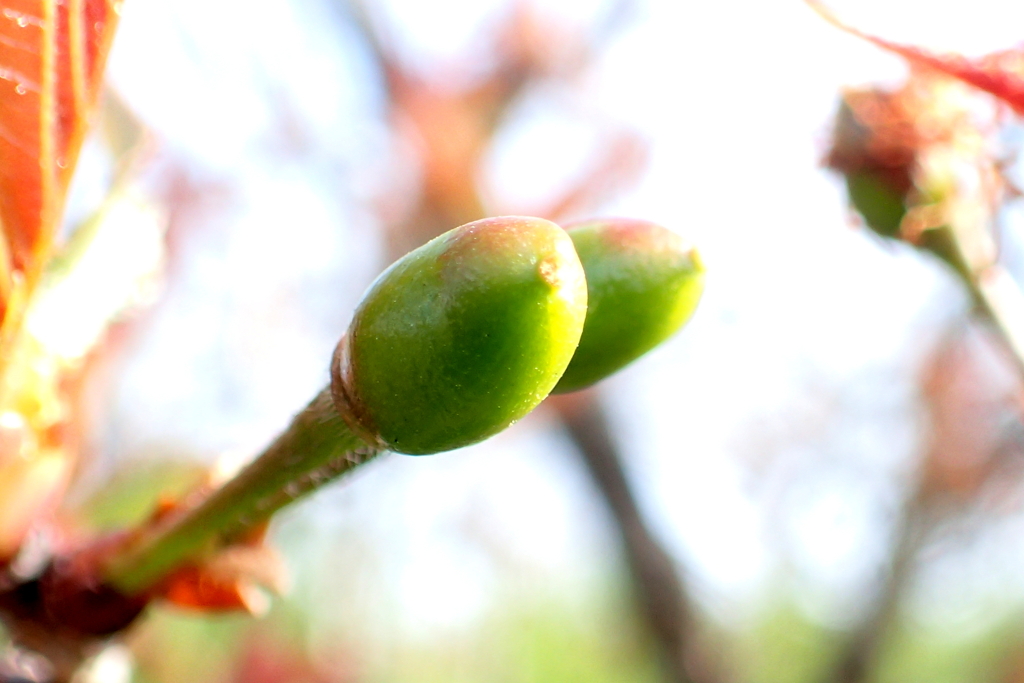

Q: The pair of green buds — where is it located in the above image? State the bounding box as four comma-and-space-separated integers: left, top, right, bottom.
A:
103, 216, 703, 596
335, 215, 705, 454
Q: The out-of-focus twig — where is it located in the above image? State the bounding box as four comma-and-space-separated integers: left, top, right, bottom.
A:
833, 324, 1024, 683
832, 484, 929, 683
537, 131, 649, 223
552, 392, 720, 683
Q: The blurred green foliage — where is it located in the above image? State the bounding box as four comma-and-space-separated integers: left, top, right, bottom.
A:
76, 459, 208, 532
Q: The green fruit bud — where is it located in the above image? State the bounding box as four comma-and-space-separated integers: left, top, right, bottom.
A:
333, 216, 588, 455
844, 170, 907, 239
552, 218, 704, 394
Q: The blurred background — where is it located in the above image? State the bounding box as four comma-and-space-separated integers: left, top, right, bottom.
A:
31, 0, 1024, 681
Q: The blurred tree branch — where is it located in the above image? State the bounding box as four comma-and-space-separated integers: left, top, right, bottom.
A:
832, 323, 1024, 683
553, 392, 719, 683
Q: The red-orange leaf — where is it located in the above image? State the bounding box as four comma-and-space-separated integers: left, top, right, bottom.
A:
0, 0, 120, 287
808, 1, 1024, 115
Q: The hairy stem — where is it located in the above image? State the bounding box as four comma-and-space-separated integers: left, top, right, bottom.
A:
103, 388, 380, 595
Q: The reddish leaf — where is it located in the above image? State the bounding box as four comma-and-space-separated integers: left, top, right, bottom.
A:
0, 0, 121, 287
808, 1, 1024, 115
161, 565, 257, 613
157, 540, 286, 616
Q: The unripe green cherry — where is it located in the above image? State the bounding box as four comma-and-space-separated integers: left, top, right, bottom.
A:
553, 218, 704, 394
333, 216, 588, 455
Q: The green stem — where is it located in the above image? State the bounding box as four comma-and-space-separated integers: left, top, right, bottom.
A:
972, 264, 1024, 378
920, 225, 1024, 378
103, 388, 382, 595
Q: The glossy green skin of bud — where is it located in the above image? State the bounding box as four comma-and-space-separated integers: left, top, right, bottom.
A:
335, 216, 588, 455
552, 219, 704, 394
